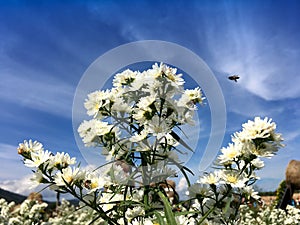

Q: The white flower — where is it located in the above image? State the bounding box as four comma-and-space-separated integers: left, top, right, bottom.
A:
125, 206, 145, 221
177, 87, 203, 109
84, 90, 110, 117
218, 143, 241, 164
29, 170, 45, 188
108, 164, 130, 185
137, 95, 156, 111
48, 152, 76, 169
241, 117, 276, 140
78, 119, 114, 146
92, 120, 114, 136
111, 97, 131, 113
242, 186, 260, 200
84, 172, 107, 192
113, 69, 137, 87
24, 150, 52, 168
148, 62, 163, 78
186, 183, 211, 198
145, 115, 172, 139
219, 170, 247, 188
251, 158, 264, 168
54, 167, 85, 186
162, 64, 185, 87
129, 129, 149, 142
100, 192, 124, 212
199, 171, 220, 185
17, 140, 43, 155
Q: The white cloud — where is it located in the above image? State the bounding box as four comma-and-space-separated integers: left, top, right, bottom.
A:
177, 177, 187, 192
0, 174, 57, 201
201, 8, 300, 101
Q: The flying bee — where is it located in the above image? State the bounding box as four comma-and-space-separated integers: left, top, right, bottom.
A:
228, 75, 240, 82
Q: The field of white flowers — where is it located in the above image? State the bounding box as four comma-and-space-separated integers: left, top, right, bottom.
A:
1, 197, 300, 224
3, 63, 299, 224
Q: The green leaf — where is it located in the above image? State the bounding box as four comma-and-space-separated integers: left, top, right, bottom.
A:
153, 211, 166, 225
170, 131, 193, 152
157, 191, 177, 225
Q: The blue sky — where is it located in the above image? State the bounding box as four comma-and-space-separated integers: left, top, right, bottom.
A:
1, 0, 300, 198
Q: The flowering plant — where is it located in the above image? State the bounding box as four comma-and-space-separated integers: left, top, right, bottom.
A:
17, 63, 285, 224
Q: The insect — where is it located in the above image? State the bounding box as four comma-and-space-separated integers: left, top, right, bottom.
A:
228, 75, 240, 82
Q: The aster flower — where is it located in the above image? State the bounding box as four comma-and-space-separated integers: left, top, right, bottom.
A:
84, 90, 108, 117
17, 140, 43, 155
241, 117, 276, 140
199, 171, 220, 185
48, 152, 76, 169
84, 172, 107, 193
29, 170, 45, 188
54, 167, 85, 187
219, 170, 248, 188
162, 64, 185, 87
78, 119, 115, 146
218, 143, 241, 164
176, 87, 204, 110
113, 69, 137, 87
241, 186, 260, 200
24, 150, 52, 168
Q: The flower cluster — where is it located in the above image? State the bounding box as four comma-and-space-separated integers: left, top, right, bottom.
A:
17, 63, 286, 224
78, 63, 203, 184
238, 204, 300, 225
184, 117, 284, 224
0, 198, 48, 225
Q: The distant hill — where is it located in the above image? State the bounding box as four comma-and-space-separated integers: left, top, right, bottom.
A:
0, 188, 79, 206
0, 188, 27, 204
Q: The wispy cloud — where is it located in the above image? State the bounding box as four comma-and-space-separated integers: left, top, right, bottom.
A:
0, 72, 74, 118
203, 4, 300, 101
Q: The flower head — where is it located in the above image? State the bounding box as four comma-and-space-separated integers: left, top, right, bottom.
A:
24, 150, 52, 168
48, 152, 76, 169
17, 140, 43, 155
54, 167, 85, 187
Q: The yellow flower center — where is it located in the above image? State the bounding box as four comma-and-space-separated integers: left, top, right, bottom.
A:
227, 175, 238, 184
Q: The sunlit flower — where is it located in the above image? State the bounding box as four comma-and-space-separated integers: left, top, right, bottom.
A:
78, 119, 115, 146
241, 117, 276, 140
84, 90, 110, 117
24, 150, 52, 168
129, 129, 149, 142
251, 158, 264, 169
242, 186, 260, 200
219, 170, 247, 188
162, 64, 185, 87
17, 140, 43, 155
48, 152, 76, 169
186, 183, 211, 198
146, 115, 172, 139
100, 192, 124, 212
54, 167, 85, 186
148, 63, 163, 78
218, 143, 241, 164
137, 95, 156, 111
111, 97, 131, 113
199, 171, 220, 185
113, 69, 137, 87
29, 170, 45, 188
125, 206, 145, 221
84, 172, 107, 192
